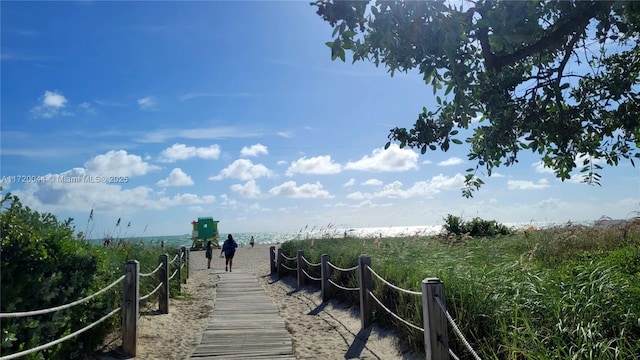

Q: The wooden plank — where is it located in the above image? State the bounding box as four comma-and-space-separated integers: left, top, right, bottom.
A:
190, 272, 294, 359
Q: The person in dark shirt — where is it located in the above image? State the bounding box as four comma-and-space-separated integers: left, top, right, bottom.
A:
205, 240, 213, 269
221, 234, 238, 272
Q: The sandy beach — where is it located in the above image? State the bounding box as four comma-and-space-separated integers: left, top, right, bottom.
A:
93, 243, 422, 359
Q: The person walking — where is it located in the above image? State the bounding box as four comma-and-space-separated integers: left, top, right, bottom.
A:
249, 236, 255, 248
205, 240, 213, 269
221, 234, 238, 272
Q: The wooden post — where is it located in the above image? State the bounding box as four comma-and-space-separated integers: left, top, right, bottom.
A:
182, 247, 188, 283
358, 254, 373, 329
297, 250, 305, 288
277, 248, 284, 279
176, 250, 182, 295
122, 260, 139, 356
270, 246, 277, 274
158, 254, 169, 314
321, 254, 331, 302
422, 278, 448, 360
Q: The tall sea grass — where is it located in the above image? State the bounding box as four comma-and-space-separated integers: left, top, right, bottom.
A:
280, 221, 640, 359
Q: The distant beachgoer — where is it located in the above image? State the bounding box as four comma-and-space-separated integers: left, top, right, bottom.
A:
205, 240, 213, 269
221, 234, 238, 272
249, 236, 255, 248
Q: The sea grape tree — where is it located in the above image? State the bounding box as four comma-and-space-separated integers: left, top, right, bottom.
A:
311, 0, 640, 196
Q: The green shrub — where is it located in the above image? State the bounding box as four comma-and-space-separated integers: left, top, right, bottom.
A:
443, 214, 512, 237
1, 192, 182, 359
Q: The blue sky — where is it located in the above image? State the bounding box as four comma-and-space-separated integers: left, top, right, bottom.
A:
1, 1, 638, 237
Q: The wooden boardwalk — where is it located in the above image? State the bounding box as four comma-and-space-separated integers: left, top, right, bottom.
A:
190, 272, 295, 359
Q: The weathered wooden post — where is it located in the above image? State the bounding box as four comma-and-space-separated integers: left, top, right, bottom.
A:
321, 254, 331, 302
176, 249, 182, 295
277, 248, 284, 279
122, 260, 139, 356
158, 254, 169, 314
270, 246, 277, 274
182, 247, 188, 283
422, 278, 448, 360
358, 254, 373, 329
297, 250, 305, 288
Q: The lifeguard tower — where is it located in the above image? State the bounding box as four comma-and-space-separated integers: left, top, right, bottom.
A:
191, 217, 220, 250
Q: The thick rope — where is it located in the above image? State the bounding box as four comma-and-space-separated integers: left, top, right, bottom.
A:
281, 253, 297, 261
0, 307, 121, 360
449, 348, 461, 360
300, 255, 321, 267
327, 262, 358, 272
301, 268, 322, 281
0, 275, 125, 318
368, 290, 423, 332
327, 279, 359, 292
434, 295, 482, 360
139, 282, 163, 302
367, 265, 421, 296
168, 268, 179, 281
140, 263, 163, 278
168, 253, 179, 264
281, 263, 297, 271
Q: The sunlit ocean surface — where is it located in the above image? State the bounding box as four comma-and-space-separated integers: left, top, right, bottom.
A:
87, 220, 591, 248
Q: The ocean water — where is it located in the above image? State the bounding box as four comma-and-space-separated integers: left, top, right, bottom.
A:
90, 220, 594, 249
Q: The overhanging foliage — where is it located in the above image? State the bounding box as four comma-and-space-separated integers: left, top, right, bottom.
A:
312, 0, 640, 196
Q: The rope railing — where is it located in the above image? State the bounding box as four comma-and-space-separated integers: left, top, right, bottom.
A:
301, 268, 322, 282
168, 267, 180, 281
139, 282, 163, 302
0, 275, 125, 318
0, 307, 122, 360
435, 295, 482, 360
327, 279, 359, 292
168, 253, 179, 264
449, 348, 461, 360
300, 255, 321, 267
281, 263, 297, 271
2, 246, 191, 360
367, 265, 421, 296
270, 247, 482, 359
281, 253, 297, 261
368, 290, 424, 332
327, 261, 358, 272
140, 263, 163, 278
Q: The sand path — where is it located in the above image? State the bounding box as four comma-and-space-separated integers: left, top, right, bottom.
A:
92, 243, 422, 359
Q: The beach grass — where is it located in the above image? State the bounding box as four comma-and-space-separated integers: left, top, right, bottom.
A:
280, 221, 640, 359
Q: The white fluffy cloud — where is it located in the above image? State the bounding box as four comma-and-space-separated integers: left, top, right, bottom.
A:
343, 178, 356, 187
268, 181, 332, 198
345, 144, 418, 172
230, 180, 261, 198
347, 174, 466, 199
362, 179, 383, 186
156, 168, 194, 187
85, 150, 160, 176
210, 159, 273, 181
438, 157, 464, 166
286, 155, 342, 176
159, 143, 221, 162
240, 143, 268, 157
507, 178, 550, 190
30, 90, 69, 118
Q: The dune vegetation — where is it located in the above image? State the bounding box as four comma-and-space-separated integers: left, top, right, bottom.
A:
280, 215, 640, 359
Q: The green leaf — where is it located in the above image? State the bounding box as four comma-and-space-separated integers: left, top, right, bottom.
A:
452, 139, 462, 144
384, 141, 391, 150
